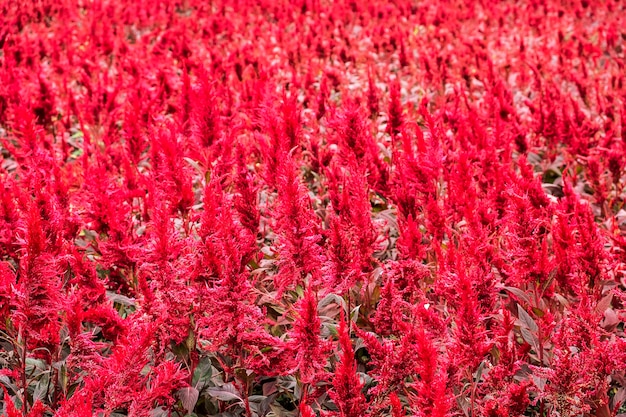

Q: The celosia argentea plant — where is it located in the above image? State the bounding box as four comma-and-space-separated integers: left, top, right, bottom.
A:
1, 0, 626, 416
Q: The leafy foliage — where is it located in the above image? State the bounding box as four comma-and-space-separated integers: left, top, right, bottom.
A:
1, 0, 626, 416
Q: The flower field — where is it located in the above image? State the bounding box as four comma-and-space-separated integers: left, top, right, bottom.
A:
1, 0, 626, 416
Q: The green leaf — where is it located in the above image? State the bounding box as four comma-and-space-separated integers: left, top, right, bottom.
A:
503, 287, 531, 305
106, 291, 136, 307
517, 304, 538, 332
178, 387, 199, 414
206, 383, 243, 403
531, 307, 545, 318
596, 293, 613, 313
193, 357, 213, 389
350, 305, 361, 323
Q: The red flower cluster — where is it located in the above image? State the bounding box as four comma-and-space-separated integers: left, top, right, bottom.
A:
1, 0, 626, 416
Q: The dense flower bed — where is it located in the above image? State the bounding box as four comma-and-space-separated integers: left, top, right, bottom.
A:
1, 0, 626, 416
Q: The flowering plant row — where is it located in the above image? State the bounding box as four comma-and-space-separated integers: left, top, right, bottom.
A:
1, 0, 626, 416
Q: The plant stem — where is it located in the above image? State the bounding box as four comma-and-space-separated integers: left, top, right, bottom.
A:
21, 330, 28, 417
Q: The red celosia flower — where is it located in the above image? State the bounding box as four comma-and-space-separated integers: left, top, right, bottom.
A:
329, 315, 368, 417
288, 288, 330, 383
1, 1, 625, 416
